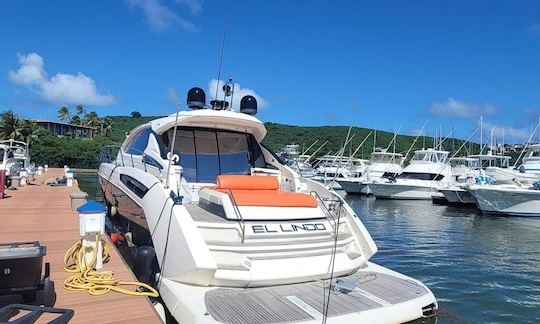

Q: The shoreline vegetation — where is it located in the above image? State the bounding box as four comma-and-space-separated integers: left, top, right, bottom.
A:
2, 110, 521, 169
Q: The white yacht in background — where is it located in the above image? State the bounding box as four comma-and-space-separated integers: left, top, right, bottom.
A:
338, 149, 403, 195
98, 85, 437, 323
277, 144, 318, 178
468, 184, 540, 217
518, 143, 540, 174
370, 148, 451, 200
0, 139, 31, 181
312, 155, 368, 190
479, 152, 539, 185
438, 157, 481, 205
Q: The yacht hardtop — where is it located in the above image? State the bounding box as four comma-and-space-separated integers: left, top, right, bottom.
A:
98, 85, 437, 323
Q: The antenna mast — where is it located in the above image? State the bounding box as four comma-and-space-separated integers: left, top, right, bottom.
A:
214, 18, 228, 107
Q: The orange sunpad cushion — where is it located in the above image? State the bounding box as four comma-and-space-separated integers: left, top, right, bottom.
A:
216, 175, 279, 191
218, 189, 319, 208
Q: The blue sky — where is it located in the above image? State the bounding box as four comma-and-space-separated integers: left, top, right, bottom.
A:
1, 0, 540, 143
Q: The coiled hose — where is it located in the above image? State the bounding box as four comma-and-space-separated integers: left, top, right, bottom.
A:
63, 234, 159, 297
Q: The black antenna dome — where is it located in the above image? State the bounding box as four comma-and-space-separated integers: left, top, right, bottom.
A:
240, 95, 257, 115
187, 87, 206, 109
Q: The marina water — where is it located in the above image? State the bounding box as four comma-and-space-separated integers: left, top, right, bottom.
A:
347, 196, 540, 323
77, 174, 540, 323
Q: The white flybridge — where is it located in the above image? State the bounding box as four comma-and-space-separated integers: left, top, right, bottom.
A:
338, 149, 403, 195
98, 85, 437, 323
370, 148, 451, 200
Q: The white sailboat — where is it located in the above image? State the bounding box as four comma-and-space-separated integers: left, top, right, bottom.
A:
98, 85, 438, 323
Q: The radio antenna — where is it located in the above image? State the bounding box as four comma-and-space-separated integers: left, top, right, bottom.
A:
214, 18, 228, 106
165, 101, 181, 189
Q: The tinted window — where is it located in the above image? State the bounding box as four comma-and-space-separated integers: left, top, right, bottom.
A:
0, 149, 4, 162
195, 130, 220, 183
218, 131, 250, 175
175, 130, 197, 182
120, 174, 149, 198
163, 127, 267, 183
126, 128, 152, 155
397, 172, 444, 181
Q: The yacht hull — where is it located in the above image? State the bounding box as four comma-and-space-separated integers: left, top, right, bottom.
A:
336, 180, 370, 195
468, 186, 540, 217
439, 188, 476, 205
369, 183, 440, 200
159, 261, 437, 324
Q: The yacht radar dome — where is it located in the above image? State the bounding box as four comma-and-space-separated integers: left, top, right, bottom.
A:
187, 87, 206, 109
240, 95, 257, 115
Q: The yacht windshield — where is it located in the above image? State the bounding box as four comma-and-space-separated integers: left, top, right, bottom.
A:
372, 154, 401, 164
162, 127, 266, 183
397, 172, 445, 181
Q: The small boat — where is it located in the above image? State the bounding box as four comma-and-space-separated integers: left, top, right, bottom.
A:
312, 155, 368, 190
338, 149, 403, 195
468, 184, 540, 217
0, 139, 32, 185
439, 157, 482, 205
370, 148, 451, 200
98, 84, 438, 323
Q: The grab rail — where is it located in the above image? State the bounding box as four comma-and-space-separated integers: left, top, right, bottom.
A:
223, 188, 246, 244
99, 145, 164, 176
310, 190, 342, 231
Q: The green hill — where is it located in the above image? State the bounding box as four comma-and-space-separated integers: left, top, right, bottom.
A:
106, 116, 478, 161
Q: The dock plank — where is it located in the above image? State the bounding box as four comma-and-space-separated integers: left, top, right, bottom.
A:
0, 168, 161, 323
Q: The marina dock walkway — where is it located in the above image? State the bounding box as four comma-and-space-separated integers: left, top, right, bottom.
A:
0, 168, 161, 323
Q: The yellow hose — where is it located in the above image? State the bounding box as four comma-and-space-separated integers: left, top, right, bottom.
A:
63, 234, 159, 297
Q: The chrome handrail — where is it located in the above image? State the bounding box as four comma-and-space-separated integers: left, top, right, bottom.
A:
223, 188, 246, 244
310, 190, 342, 230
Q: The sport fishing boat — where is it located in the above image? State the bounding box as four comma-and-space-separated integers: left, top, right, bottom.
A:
438, 157, 481, 205
338, 149, 403, 195
476, 152, 539, 185
312, 155, 368, 190
468, 184, 540, 217
98, 85, 437, 323
369, 148, 451, 200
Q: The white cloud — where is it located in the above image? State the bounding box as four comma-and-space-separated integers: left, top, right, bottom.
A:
8, 52, 115, 106
481, 121, 531, 142
208, 79, 269, 111
429, 97, 497, 118
176, 0, 203, 14
126, 0, 199, 32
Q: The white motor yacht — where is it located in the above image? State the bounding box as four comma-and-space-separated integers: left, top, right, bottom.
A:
439, 157, 481, 205
370, 148, 451, 200
476, 152, 539, 185
338, 149, 403, 195
0, 140, 31, 183
468, 184, 540, 217
312, 155, 368, 190
98, 86, 437, 323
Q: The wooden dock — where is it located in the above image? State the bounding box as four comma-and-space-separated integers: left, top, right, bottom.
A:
0, 168, 161, 323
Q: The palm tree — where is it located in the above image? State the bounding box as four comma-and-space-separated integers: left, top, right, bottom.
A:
18, 119, 36, 144
83, 111, 100, 127
0, 110, 22, 140
71, 115, 81, 126
101, 117, 113, 137
75, 105, 86, 119
57, 106, 71, 123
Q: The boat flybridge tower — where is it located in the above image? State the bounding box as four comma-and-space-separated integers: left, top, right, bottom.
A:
98, 81, 437, 323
